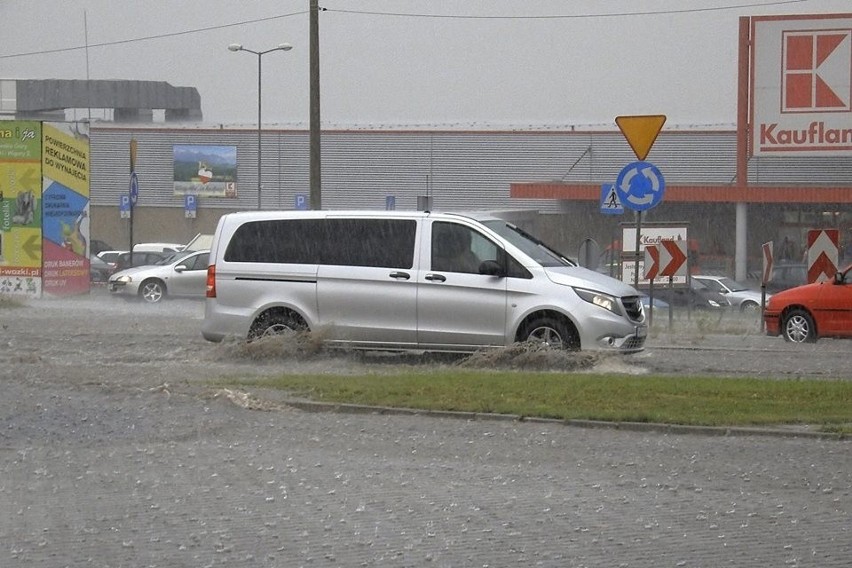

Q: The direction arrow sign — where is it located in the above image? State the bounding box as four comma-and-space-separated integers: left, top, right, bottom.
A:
643, 244, 660, 279
615, 115, 666, 160
762, 241, 774, 285
659, 240, 688, 277
615, 161, 666, 212
129, 171, 139, 207
807, 229, 839, 283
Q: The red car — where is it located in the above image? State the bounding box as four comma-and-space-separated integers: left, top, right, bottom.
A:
764, 264, 852, 343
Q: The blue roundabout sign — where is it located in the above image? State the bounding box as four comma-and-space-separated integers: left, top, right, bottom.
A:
614, 161, 665, 212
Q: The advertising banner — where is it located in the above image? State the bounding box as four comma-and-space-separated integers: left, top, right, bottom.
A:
0, 121, 42, 297
41, 123, 91, 296
173, 144, 237, 197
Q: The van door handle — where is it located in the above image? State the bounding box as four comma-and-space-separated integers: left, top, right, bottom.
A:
425, 273, 446, 282
389, 271, 410, 280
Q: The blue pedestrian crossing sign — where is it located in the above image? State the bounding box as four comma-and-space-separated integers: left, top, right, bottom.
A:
600, 183, 623, 215
615, 161, 666, 212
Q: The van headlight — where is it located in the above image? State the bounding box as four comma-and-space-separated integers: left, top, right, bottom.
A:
574, 288, 622, 316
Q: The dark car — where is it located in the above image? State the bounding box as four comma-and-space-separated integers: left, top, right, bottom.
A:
90, 239, 114, 256
642, 278, 730, 311
764, 262, 808, 294
113, 251, 171, 272
89, 254, 115, 284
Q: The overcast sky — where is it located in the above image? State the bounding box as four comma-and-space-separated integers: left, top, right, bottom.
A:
2, 0, 850, 128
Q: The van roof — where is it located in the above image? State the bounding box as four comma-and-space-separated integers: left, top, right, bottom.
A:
218, 209, 511, 222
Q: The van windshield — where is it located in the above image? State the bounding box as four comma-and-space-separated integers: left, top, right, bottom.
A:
481, 220, 577, 268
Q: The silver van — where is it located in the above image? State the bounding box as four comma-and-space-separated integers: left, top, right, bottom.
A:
201, 211, 647, 353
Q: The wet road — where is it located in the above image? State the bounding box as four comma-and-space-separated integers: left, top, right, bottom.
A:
0, 293, 849, 567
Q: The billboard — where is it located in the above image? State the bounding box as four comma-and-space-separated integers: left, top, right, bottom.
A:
0, 121, 43, 297
173, 144, 237, 197
41, 123, 91, 296
751, 14, 852, 157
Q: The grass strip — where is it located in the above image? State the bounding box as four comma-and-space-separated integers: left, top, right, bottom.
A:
223, 371, 852, 431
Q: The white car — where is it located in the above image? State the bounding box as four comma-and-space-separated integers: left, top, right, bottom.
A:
108, 250, 210, 303
693, 275, 768, 313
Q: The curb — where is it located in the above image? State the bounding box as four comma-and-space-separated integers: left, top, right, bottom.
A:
279, 399, 846, 441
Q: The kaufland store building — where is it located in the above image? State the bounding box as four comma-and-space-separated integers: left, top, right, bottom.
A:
9, 13, 852, 286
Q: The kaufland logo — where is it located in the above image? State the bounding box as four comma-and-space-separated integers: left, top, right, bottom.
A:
758, 27, 852, 153
781, 29, 851, 112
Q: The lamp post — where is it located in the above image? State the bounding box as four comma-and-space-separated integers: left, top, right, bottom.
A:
228, 42, 292, 210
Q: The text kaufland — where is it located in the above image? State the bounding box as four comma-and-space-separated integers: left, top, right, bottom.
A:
760, 121, 852, 151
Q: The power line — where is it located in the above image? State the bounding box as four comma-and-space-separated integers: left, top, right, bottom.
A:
323, 0, 807, 20
0, 0, 808, 60
0, 10, 307, 60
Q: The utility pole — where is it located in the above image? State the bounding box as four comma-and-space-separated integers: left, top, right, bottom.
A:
309, 0, 322, 209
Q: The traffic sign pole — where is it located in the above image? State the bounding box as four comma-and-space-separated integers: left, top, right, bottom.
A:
761, 240, 773, 332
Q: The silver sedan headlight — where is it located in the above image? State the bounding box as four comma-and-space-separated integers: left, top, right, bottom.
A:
115, 275, 133, 283
574, 288, 622, 316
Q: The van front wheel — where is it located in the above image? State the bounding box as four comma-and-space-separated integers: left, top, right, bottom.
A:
248, 310, 307, 341
522, 316, 580, 351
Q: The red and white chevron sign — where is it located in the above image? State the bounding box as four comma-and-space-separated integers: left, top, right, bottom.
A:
806, 229, 839, 283
659, 239, 688, 277
643, 241, 687, 280
762, 241, 774, 285
643, 244, 660, 280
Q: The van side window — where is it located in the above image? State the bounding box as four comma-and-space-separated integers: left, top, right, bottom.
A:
505, 254, 532, 279
432, 222, 496, 274
322, 219, 415, 268
224, 219, 323, 263
224, 218, 416, 268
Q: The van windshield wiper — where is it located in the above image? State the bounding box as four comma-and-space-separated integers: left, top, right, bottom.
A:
504, 223, 577, 266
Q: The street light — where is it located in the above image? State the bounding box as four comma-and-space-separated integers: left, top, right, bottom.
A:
228, 42, 293, 210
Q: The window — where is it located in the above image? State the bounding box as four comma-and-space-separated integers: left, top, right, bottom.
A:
225, 218, 416, 269
225, 219, 324, 264
180, 253, 209, 270
432, 222, 496, 274
322, 219, 415, 268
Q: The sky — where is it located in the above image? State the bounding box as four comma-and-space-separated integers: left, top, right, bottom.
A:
1, 0, 851, 129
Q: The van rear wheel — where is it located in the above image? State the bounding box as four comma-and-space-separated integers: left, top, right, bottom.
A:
522, 316, 580, 351
248, 310, 307, 341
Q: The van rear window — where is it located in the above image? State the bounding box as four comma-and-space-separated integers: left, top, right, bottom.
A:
224, 218, 416, 269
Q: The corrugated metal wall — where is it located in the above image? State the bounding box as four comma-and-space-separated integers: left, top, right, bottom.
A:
89, 126, 851, 212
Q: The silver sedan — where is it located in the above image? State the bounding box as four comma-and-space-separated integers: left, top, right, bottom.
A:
693, 274, 768, 313
108, 250, 210, 303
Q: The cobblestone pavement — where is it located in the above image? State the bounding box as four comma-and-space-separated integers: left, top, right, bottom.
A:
1, 294, 850, 567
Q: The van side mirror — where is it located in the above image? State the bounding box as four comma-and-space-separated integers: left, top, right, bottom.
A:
835, 271, 844, 285
479, 260, 504, 276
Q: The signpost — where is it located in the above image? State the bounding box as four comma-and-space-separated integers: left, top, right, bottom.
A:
613, 115, 667, 288
184, 194, 197, 219
615, 115, 667, 161
643, 240, 687, 330
619, 224, 689, 287
295, 193, 308, 210
600, 183, 623, 215
806, 229, 839, 283
761, 241, 774, 332
128, 139, 138, 265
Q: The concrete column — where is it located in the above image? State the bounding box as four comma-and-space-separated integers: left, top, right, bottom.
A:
736, 202, 747, 281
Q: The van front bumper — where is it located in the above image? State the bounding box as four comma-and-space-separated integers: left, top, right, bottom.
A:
594, 324, 646, 352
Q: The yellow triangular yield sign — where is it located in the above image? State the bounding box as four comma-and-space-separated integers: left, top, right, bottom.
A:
615, 115, 666, 160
